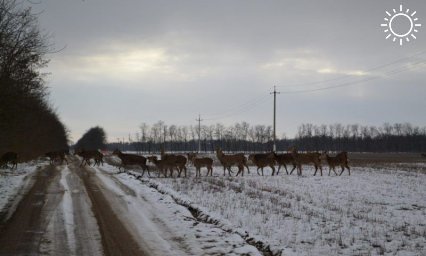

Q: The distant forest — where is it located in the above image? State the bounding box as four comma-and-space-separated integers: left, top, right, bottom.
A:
107, 121, 426, 153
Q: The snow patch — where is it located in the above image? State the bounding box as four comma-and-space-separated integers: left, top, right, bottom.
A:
59, 166, 77, 255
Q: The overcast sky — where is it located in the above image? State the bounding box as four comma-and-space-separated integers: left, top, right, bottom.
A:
28, 0, 426, 142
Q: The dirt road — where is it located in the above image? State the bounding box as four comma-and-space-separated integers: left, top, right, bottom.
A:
0, 165, 61, 255
0, 158, 260, 256
0, 160, 147, 256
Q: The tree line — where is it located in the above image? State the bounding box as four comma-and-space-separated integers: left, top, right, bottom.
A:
74, 126, 107, 151
107, 121, 426, 153
0, 1, 68, 160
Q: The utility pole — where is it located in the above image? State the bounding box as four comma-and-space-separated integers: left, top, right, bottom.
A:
270, 86, 280, 152
196, 114, 203, 152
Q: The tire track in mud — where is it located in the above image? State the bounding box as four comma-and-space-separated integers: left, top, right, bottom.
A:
0, 165, 62, 255
71, 161, 148, 256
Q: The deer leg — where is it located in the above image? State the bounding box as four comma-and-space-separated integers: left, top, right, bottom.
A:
282, 164, 288, 175
319, 165, 323, 176
236, 165, 243, 176
145, 165, 151, 177
245, 164, 250, 174
347, 165, 351, 176
290, 164, 297, 175
332, 167, 338, 176
271, 165, 276, 176
228, 166, 233, 176
339, 165, 346, 176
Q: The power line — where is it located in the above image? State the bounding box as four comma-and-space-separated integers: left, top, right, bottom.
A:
196, 114, 203, 152
270, 86, 280, 152
204, 94, 270, 118
276, 49, 426, 89
279, 60, 426, 94
203, 95, 270, 121
199, 51, 426, 123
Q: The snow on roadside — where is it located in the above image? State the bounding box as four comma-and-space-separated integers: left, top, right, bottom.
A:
59, 166, 76, 255
0, 161, 46, 215
95, 164, 262, 256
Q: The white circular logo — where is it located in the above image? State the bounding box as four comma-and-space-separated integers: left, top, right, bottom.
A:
381, 4, 421, 46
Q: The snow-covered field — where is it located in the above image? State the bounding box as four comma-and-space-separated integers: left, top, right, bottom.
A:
97, 164, 261, 255
125, 164, 426, 256
2, 158, 425, 255
0, 161, 45, 213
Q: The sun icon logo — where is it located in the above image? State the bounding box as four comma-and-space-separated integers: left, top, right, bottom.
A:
381, 4, 421, 46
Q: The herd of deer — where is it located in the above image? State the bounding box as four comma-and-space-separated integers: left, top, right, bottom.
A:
9, 148, 426, 177
2, 149, 426, 177
218, 148, 351, 177
0, 147, 350, 177
109, 147, 351, 178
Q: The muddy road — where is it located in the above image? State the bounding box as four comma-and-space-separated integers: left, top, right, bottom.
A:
0, 160, 147, 256
0, 158, 260, 256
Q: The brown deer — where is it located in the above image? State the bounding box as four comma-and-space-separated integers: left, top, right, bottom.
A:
0, 152, 18, 170
322, 151, 350, 176
113, 150, 150, 177
273, 152, 297, 175
74, 149, 103, 167
193, 157, 214, 177
186, 152, 197, 165
148, 156, 174, 178
161, 150, 187, 177
248, 153, 276, 176
45, 150, 68, 165
215, 148, 247, 176
289, 148, 323, 176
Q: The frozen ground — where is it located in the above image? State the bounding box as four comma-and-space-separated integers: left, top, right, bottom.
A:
1, 158, 262, 255
0, 161, 45, 215
98, 164, 261, 255
2, 157, 425, 255
139, 164, 426, 256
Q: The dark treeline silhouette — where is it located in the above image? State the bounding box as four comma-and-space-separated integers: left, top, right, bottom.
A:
0, 1, 68, 160
107, 121, 426, 153
74, 126, 107, 151
292, 123, 426, 152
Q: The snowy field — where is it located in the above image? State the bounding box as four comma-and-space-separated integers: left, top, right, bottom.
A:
122, 163, 426, 256
0, 161, 45, 213
2, 157, 425, 255
97, 163, 261, 255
